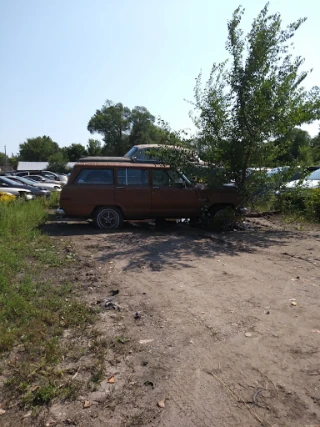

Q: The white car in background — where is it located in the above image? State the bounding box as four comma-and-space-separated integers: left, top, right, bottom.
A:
284, 168, 320, 190
27, 174, 64, 187
9, 175, 62, 192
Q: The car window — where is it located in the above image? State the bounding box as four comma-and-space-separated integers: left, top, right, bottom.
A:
152, 170, 186, 186
75, 169, 114, 184
117, 168, 148, 186
43, 173, 56, 180
124, 147, 138, 158
135, 149, 155, 161
307, 169, 320, 180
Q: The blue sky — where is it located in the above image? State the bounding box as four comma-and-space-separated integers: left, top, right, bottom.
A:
1, 0, 319, 156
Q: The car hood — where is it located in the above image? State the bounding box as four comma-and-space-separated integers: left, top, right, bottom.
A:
285, 179, 320, 189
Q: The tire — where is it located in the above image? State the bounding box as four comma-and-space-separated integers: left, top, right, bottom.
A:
93, 207, 123, 230
209, 205, 235, 229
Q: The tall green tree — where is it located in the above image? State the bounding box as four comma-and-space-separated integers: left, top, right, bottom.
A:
47, 152, 70, 174
63, 143, 87, 161
19, 136, 60, 161
86, 139, 102, 156
87, 100, 131, 155
0, 152, 8, 166
192, 3, 320, 190
129, 106, 156, 146
311, 131, 320, 163
275, 128, 312, 164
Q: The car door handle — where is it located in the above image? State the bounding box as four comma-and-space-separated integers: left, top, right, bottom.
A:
116, 186, 125, 189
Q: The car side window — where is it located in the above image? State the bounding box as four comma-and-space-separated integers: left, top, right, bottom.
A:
74, 168, 114, 184
117, 168, 149, 186
135, 149, 153, 161
152, 170, 185, 186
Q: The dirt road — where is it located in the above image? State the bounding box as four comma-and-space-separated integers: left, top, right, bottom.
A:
43, 218, 320, 426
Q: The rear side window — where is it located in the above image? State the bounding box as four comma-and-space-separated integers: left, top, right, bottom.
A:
117, 168, 148, 186
74, 168, 114, 184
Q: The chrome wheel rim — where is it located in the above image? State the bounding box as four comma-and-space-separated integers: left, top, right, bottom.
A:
97, 210, 119, 229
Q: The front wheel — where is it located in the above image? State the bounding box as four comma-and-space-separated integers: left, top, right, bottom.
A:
93, 207, 123, 230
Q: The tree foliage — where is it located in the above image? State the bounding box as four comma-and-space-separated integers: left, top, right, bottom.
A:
87, 101, 170, 155
192, 3, 320, 190
86, 139, 102, 156
274, 128, 312, 165
62, 143, 87, 161
87, 100, 132, 155
0, 152, 8, 166
19, 136, 60, 161
311, 131, 320, 163
47, 152, 70, 174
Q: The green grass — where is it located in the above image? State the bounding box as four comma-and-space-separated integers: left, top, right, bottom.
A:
0, 195, 96, 409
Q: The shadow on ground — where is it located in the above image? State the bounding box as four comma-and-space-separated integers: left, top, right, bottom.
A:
42, 217, 298, 271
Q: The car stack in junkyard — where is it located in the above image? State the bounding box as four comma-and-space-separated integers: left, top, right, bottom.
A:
0, 170, 69, 202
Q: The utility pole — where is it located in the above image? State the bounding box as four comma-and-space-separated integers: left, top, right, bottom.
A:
4, 145, 7, 167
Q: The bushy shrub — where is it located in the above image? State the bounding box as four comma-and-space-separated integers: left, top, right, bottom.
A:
305, 188, 320, 222
276, 188, 320, 222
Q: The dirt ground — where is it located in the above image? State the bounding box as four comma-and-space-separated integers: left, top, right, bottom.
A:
4, 216, 320, 427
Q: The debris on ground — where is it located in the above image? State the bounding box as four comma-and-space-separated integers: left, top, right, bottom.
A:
107, 375, 116, 384
83, 400, 92, 408
157, 399, 166, 408
139, 339, 154, 344
97, 297, 121, 310
134, 311, 141, 319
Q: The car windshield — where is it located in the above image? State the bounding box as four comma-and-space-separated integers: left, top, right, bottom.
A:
124, 147, 138, 158
306, 168, 320, 180
1, 176, 21, 186
15, 176, 37, 186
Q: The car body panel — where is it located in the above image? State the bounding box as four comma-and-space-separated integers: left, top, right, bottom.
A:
124, 144, 205, 165
27, 175, 63, 186
15, 170, 68, 184
10, 175, 61, 191
0, 177, 34, 199
7, 176, 51, 197
59, 161, 239, 220
284, 168, 320, 190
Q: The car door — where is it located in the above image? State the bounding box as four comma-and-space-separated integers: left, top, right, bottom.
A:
114, 167, 151, 219
151, 169, 201, 217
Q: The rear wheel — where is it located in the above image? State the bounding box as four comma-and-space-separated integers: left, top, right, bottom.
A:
209, 205, 235, 229
93, 207, 123, 230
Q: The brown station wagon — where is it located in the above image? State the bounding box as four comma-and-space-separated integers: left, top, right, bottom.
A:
58, 161, 240, 229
